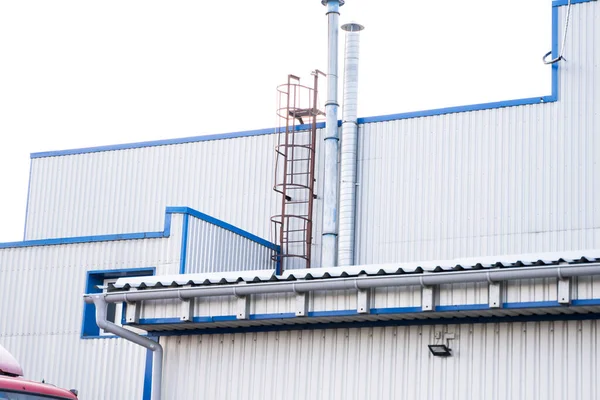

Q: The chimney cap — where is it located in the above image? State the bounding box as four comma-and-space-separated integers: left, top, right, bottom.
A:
341, 22, 364, 32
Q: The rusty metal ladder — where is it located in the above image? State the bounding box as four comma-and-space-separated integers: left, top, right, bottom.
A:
272, 71, 324, 272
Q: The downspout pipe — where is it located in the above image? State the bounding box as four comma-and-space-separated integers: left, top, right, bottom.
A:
91, 295, 163, 400
85, 264, 600, 303
321, 0, 344, 268
338, 22, 364, 266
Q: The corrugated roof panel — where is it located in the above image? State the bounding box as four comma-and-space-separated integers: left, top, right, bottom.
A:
113, 249, 600, 289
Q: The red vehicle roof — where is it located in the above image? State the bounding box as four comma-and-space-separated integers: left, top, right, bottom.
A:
0, 345, 23, 377
0, 375, 78, 399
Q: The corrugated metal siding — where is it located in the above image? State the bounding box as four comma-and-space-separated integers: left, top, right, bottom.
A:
160, 320, 600, 400
185, 216, 275, 273
23, 4, 599, 271
25, 128, 326, 265
354, 3, 600, 264
0, 233, 181, 336
0, 216, 183, 400
2, 3, 596, 399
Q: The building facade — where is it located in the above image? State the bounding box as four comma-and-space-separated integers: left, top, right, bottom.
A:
1, 1, 599, 398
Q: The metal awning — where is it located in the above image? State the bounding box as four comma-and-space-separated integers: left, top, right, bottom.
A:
111, 250, 600, 290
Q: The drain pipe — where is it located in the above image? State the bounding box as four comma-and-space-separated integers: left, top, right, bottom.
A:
87, 263, 600, 302
91, 295, 163, 400
321, 0, 344, 268
338, 22, 364, 267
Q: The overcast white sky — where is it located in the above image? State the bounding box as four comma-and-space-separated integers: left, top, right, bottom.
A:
0, 0, 550, 241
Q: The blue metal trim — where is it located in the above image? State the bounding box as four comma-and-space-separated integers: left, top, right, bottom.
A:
168, 206, 279, 251
30, 123, 326, 159
357, 96, 556, 125
27, 0, 578, 160
553, 0, 595, 7
1, 206, 276, 254
138, 318, 182, 325
572, 298, 600, 306
551, 6, 559, 99
137, 315, 240, 325
435, 304, 490, 312
81, 267, 155, 338
148, 312, 600, 337
502, 300, 559, 309
249, 313, 297, 320
179, 214, 189, 274
1, 210, 173, 249
308, 309, 356, 318
371, 306, 423, 314
22, 159, 33, 240
134, 298, 600, 335
142, 337, 157, 400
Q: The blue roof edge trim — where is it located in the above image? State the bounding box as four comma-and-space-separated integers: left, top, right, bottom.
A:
553, 0, 595, 7
132, 299, 600, 335
167, 206, 279, 251
0, 206, 277, 251
29, 122, 327, 159
356, 95, 556, 125
139, 311, 600, 336
27, 0, 593, 160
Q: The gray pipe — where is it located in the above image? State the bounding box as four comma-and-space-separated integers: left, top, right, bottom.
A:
91, 296, 163, 400
84, 263, 600, 304
321, 0, 343, 268
338, 22, 364, 266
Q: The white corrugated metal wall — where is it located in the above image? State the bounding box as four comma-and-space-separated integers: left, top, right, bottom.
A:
354, 3, 600, 264
155, 4, 600, 399
1, 2, 597, 399
25, 129, 326, 267
160, 321, 600, 400
185, 216, 275, 274
23, 5, 599, 269
0, 214, 183, 400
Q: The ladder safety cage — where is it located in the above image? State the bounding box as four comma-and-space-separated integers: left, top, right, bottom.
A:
272, 71, 325, 272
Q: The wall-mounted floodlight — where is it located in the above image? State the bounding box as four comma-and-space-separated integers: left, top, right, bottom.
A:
428, 344, 452, 357
428, 332, 455, 357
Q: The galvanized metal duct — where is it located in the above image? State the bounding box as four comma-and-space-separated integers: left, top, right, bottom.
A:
338, 22, 364, 266
91, 296, 163, 400
321, 0, 344, 268
85, 263, 600, 303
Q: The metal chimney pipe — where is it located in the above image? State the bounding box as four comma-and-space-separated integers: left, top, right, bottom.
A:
338, 22, 364, 266
321, 0, 344, 268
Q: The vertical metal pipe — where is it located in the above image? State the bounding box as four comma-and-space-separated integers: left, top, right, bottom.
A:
338, 22, 364, 266
92, 296, 163, 400
321, 0, 344, 268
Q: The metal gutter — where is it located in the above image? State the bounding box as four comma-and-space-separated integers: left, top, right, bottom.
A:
85, 263, 600, 304
90, 296, 163, 400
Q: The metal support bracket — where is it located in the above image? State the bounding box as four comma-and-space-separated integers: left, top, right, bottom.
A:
295, 292, 309, 317
236, 296, 250, 320
124, 288, 141, 324
558, 277, 571, 305
422, 285, 435, 312
488, 282, 503, 309
179, 285, 194, 322
357, 289, 370, 314
235, 283, 250, 320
